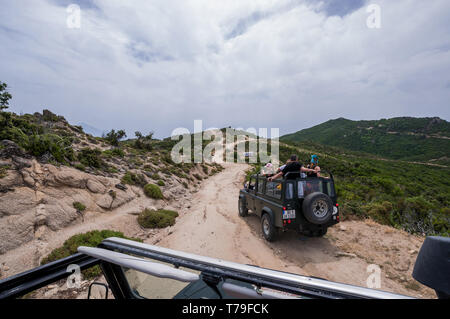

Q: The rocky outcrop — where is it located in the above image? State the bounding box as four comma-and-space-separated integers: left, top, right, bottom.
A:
0, 162, 139, 254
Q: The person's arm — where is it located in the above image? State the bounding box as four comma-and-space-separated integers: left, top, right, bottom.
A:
301, 166, 315, 174
268, 171, 283, 181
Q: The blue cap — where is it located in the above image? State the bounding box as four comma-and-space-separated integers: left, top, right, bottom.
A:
311, 155, 319, 164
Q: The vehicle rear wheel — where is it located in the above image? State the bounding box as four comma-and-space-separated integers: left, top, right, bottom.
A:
261, 213, 276, 242
238, 198, 248, 217
302, 192, 333, 225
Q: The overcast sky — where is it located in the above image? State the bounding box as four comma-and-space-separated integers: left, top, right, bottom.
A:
1, 0, 449, 138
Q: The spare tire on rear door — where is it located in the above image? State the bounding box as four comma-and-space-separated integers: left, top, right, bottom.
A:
302, 192, 333, 225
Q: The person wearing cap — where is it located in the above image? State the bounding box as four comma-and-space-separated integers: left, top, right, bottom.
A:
307, 154, 322, 178
268, 155, 315, 181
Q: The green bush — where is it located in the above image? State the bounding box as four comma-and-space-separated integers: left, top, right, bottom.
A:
73, 202, 86, 212
26, 134, 75, 163
103, 148, 125, 158
365, 201, 394, 225
77, 148, 103, 168
137, 209, 178, 229
41, 230, 142, 279
157, 180, 165, 186
151, 173, 161, 180
143, 184, 163, 199
122, 171, 147, 187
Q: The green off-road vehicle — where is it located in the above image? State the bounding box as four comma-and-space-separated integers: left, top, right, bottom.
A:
239, 171, 339, 241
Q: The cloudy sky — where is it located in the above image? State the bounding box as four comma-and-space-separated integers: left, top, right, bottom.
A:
1, 0, 449, 138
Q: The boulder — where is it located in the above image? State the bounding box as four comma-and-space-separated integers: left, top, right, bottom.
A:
0, 170, 23, 189
96, 194, 113, 210
46, 167, 88, 189
12, 156, 32, 169
0, 187, 36, 217
21, 171, 35, 188
0, 213, 35, 254
87, 179, 106, 194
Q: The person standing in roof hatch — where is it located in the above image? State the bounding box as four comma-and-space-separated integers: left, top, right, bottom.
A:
307, 154, 322, 178
268, 155, 315, 181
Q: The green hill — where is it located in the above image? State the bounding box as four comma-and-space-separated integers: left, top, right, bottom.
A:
281, 117, 450, 165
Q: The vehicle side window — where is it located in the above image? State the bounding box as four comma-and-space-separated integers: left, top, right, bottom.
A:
257, 178, 265, 194
286, 182, 294, 200
298, 181, 305, 198
266, 181, 282, 199
325, 181, 335, 197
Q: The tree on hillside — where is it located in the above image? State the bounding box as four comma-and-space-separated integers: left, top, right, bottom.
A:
134, 131, 155, 150
0, 82, 12, 111
104, 129, 127, 146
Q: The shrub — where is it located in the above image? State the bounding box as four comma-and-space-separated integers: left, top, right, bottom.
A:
103, 148, 125, 158
73, 202, 86, 212
157, 180, 165, 186
137, 209, 178, 229
26, 134, 75, 163
42, 109, 62, 122
365, 201, 394, 225
143, 184, 163, 199
41, 230, 142, 279
77, 148, 103, 168
193, 173, 202, 181
122, 171, 147, 187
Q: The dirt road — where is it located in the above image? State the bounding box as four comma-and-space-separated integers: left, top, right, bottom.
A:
154, 163, 434, 298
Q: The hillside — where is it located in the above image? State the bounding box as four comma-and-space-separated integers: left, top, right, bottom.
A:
0, 109, 224, 256
281, 117, 450, 166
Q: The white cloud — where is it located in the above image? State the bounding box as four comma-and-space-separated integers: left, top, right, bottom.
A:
0, 0, 449, 138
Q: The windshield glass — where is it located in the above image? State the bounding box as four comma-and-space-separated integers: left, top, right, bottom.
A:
123, 259, 201, 299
